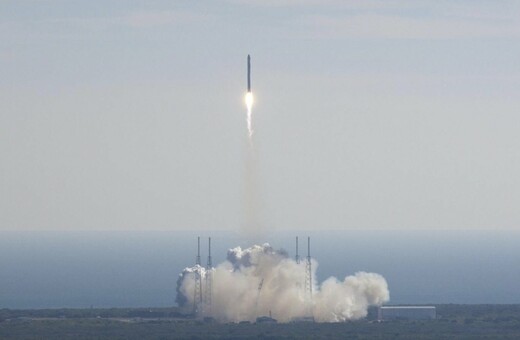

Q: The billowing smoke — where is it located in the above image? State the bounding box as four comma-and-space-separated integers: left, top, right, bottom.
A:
176, 243, 389, 323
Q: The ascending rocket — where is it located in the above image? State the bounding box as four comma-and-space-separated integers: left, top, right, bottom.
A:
245, 55, 253, 137
247, 54, 251, 92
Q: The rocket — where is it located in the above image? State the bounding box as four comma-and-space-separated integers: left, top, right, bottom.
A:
245, 55, 253, 136
247, 54, 251, 93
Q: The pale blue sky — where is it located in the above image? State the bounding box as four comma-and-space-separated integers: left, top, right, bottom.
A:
1, 1, 520, 231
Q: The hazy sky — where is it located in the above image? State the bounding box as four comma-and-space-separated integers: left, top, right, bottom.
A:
1, 1, 520, 231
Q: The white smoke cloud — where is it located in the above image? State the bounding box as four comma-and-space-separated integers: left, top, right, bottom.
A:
176, 243, 389, 323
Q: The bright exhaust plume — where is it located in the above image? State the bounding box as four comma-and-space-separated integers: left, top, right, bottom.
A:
245, 92, 254, 138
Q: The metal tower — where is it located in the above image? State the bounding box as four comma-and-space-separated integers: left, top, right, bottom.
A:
204, 237, 213, 315
305, 237, 313, 316
255, 278, 264, 317
193, 236, 203, 314
295, 236, 300, 264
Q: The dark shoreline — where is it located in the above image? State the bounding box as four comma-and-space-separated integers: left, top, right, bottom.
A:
2, 305, 520, 339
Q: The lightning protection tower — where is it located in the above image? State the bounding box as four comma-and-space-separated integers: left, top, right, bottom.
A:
305, 236, 313, 316
295, 236, 300, 264
193, 236, 203, 315
204, 237, 213, 315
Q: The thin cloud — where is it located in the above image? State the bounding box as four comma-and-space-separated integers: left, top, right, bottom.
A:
298, 12, 520, 40
0, 8, 215, 43
222, 0, 520, 39
118, 10, 213, 28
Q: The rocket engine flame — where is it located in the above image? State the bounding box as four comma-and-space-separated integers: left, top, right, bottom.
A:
245, 92, 254, 138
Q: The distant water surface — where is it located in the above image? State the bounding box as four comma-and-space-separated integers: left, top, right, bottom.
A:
0, 229, 518, 308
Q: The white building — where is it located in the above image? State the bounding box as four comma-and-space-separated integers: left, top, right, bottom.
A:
378, 306, 436, 321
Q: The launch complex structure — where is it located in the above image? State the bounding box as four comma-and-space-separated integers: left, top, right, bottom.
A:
192, 237, 213, 316
191, 237, 314, 320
